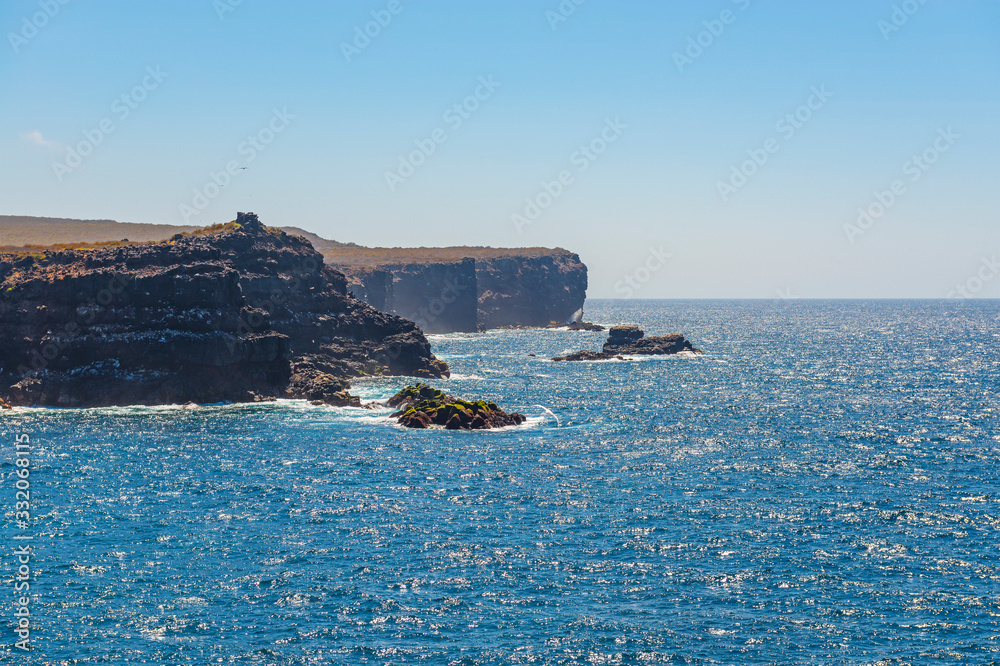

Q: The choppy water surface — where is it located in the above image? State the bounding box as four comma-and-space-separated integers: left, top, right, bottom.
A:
3, 300, 1000, 664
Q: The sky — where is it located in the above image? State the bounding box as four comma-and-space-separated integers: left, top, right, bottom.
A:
2, 0, 998, 299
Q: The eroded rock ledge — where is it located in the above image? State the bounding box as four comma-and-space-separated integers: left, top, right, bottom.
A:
387, 384, 526, 430
0, 213, 448, 408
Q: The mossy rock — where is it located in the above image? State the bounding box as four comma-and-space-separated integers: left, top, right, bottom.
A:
387, 384, 525, 431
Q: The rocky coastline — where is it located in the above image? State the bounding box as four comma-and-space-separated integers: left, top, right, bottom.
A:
0, 213, 448, 408
1, 216, 591, 334
342, 259, 479, 335
0, 213, 701, 417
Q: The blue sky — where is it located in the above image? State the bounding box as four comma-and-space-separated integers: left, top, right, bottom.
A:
2, 0, 998, 298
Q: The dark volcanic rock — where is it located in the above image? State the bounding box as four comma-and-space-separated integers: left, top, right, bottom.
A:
546, 320, 604, 332
339, 260, 478, 334
387, 383, 525, 430
342, 266, 392, 311
475, 254, 588, 330
604, 325, 644, 347
338, 253, 587, 333
603, 326, 698, 356
551, 326, 701, 362
330, 250, 587, 333
552, 350, 621, 362
0, 218, 590, 334
0, 213, 448, 408
567, 321, 604, 331
360, 259, 478, 335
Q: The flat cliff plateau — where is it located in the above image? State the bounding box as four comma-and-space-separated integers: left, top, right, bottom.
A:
0, 214, 447, 408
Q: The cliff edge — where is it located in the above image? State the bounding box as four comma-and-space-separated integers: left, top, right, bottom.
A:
0, 213, 447, 408
0, 216, 591, 334
288, 228, 589, 332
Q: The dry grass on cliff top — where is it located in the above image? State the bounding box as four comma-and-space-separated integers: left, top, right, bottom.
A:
283, 227, 575, 268
0, 216, 573, 265
0, 216, 197, 252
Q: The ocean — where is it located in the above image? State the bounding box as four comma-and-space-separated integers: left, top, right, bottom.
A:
3, 299, 1000, 664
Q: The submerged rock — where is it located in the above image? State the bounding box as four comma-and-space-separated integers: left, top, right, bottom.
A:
387, 383, 525, 430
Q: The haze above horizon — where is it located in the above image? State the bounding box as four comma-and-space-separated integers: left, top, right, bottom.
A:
2, 0, 998, 298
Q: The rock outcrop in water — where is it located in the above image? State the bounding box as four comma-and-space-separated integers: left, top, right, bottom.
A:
602, 326, 699, 355
552, 326, 700, 362
387, 383, 525, 430
548, 320, 605, 332
0, 213, 448, 408
552, 349, 623, 362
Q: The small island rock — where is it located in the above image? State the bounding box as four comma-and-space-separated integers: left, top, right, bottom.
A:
387, 383, 525, 430
603, 326, 699, 355
552, 350, 623, 362
551, 326, 701, 362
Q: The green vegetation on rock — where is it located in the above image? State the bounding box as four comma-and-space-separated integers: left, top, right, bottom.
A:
386, 383, 525, 430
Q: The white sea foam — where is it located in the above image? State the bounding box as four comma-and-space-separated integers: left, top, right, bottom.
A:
426, 332, 489, 342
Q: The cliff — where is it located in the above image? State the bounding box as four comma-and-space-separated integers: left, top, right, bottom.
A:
287, 229, 589, 331
353, 259, 479, 335
0, 214, 447, 408
0, 217, 590, 334
475, 253, 588, 329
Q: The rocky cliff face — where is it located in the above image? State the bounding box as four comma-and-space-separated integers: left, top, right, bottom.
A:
475, 253, 588, 329
284, 228, 588, 332
337, 252, 588, 333
0, 218, 591, 335
340, 259, 479, 334
343, 267, 392, 312
0, 213, 447, 408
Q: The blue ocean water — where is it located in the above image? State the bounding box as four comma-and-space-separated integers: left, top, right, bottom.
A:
3, 300, 1000, 664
